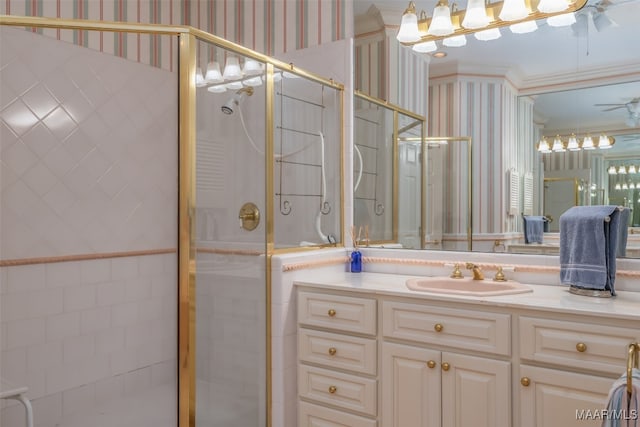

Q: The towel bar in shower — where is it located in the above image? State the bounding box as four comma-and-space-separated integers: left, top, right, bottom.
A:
0, 380, 33, 427
628, 342, 639, 398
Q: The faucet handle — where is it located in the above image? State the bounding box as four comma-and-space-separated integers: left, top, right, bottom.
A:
493, 266, 507, 282
450, 263, 464, 279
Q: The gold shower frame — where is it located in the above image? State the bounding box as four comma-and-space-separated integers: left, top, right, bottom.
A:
353, 91, 425, 246
396, 136, 473, 251
0, 15, 345, 427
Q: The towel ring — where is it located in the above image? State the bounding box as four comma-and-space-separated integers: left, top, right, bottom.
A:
628, 342, 639, 397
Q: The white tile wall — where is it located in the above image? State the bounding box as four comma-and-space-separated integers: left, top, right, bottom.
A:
1, 254, 177, 427
0, 27, 177, 260
1, 27, 178, 427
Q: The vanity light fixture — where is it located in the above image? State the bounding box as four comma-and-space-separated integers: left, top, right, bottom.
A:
396, 0, 586, 45
608, 165, 618, 174
197, 57, 294, 93
629, 165, 638, 174
536, 133, 614, 153
615, 183, 622, 190
619, 165, 627, 174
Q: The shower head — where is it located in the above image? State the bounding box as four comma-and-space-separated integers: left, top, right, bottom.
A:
221, 86, 254, 115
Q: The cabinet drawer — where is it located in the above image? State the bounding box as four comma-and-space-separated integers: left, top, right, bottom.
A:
299, 365, 377, 417
298, 291, 376, 335
519, 316, 639, 374
299, 401, 377, 427
382, 301, 511, 356
299, 329, 377, 375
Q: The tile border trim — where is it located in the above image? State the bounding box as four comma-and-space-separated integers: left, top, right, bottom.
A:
0, 248, 177, 267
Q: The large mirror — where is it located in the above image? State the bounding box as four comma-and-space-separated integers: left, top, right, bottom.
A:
354, 0, 640, 257
353, 91, 425, 246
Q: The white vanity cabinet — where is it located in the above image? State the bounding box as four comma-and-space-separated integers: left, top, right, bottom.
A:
295, 283, 639, 427
381, 300, 511, 427
517, 315, 640, 427
297, 291, 378, 426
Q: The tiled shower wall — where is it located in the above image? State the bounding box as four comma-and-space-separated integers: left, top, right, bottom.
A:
1, 27, 178, 426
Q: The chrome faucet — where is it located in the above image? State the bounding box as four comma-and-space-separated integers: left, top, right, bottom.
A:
465, 263, 484, 280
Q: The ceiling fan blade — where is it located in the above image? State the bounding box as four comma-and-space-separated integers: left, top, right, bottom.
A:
602, 106, 626, 111
593, 103, 624, 106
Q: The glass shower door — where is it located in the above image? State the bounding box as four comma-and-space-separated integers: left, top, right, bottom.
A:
193, 42, 267, 427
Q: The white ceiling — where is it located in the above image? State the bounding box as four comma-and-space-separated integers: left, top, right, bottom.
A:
354, 0, 640, 156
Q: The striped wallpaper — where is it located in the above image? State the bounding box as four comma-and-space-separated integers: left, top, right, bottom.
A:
1, 0, 351, 70
429, 76, 537, 236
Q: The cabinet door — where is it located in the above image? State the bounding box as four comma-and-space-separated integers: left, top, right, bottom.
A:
381, 342, 441, 427
519, 365, 613, 427
440, 352, 511, 427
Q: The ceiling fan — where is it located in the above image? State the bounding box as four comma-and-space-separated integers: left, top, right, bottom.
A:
594, 97, 640, 112
594, 98, 640, 127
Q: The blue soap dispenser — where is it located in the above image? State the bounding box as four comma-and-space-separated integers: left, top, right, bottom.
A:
350, 226, 363, 273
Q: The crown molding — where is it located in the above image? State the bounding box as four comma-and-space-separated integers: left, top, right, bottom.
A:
518, 61, 640, 95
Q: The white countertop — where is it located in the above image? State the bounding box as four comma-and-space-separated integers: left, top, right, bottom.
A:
294, 272, 640, 321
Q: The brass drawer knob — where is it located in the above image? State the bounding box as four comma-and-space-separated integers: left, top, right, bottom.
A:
328, 347, 337, 356
434, 323, 443, 332
328, 386, 337, 394
427, 360, 436, 369
576, 342, 587, 352
327, 309, 336, 317
521, 377, 531, 387
442, 362, 450, 371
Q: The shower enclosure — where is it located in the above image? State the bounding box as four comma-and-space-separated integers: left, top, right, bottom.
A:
0, 16, 343, 427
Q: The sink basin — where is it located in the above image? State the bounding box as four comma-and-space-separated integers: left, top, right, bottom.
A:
406, 277, 532, 296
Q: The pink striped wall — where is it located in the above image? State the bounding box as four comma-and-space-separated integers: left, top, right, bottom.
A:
354, 37, 386, 100
1, 0, 351, 70
429, 76, 536, 236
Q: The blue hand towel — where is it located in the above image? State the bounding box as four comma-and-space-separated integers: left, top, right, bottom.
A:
523, 216, 545, 244
617, 208, 631, 257
559, 205, 623, 295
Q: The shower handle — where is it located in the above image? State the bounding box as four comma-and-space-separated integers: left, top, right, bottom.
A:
239, 202, 260, 231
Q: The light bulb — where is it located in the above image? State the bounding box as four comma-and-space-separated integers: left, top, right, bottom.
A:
474, 28, 501, 41
195, 67, 206, 87
428, 0, 455, 36
567, 134, 580, 151
462, 0, 490, 29
397, 2, 422, 42
551, 135, 565, 152
222, 56, 243, 80
582, 135, 595, 150
443, 35, 467, 47
537, 137, 551, 153
547, 13, 576, 27
412, 41, 438, 53
510, 20, 538, 34
205, 61, 224, 84
537, 0, 570, 13
499, 0, 529, 21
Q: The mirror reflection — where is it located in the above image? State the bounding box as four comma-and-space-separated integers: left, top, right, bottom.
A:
354, 0, 640, 258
